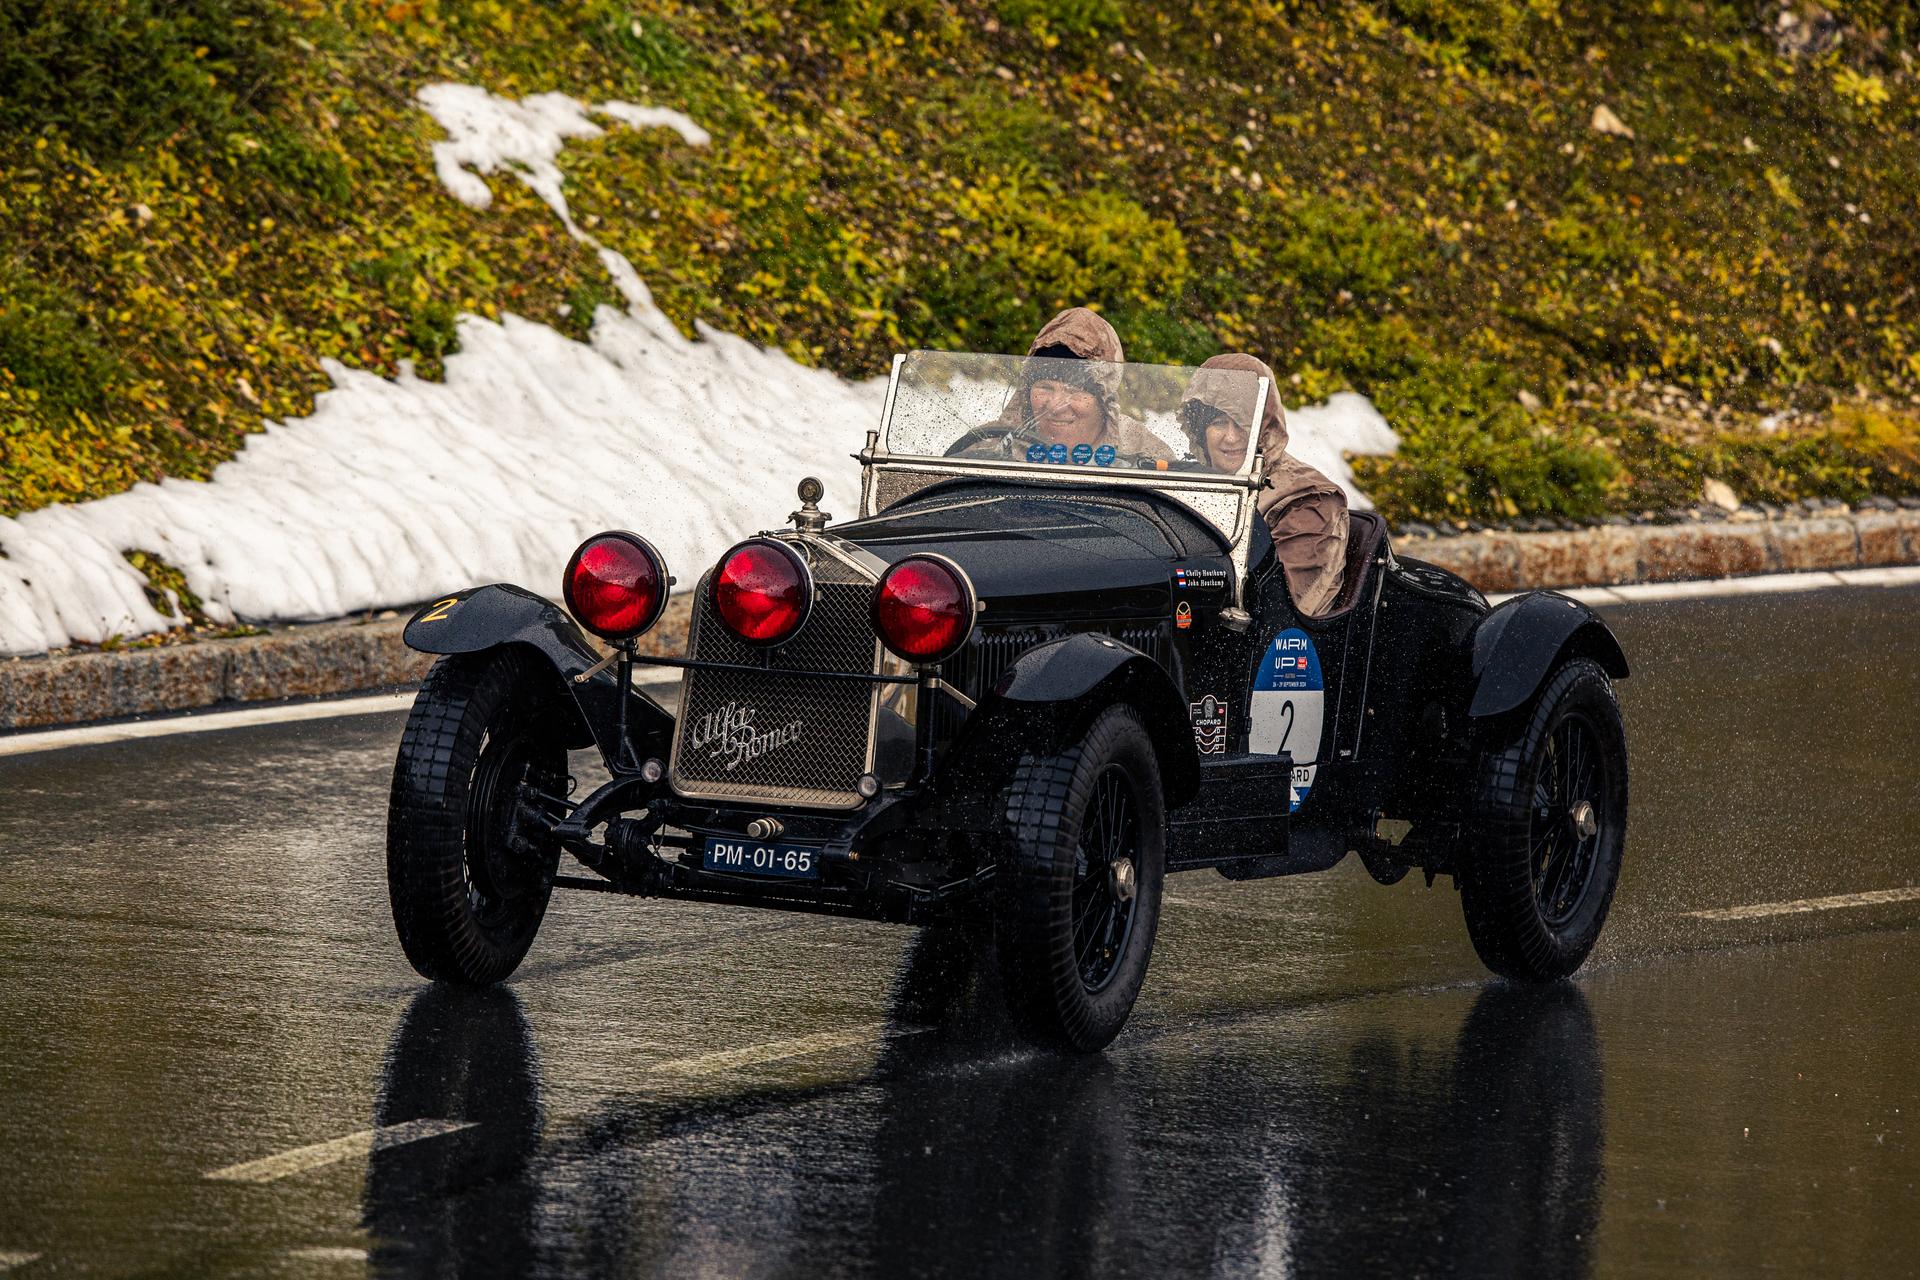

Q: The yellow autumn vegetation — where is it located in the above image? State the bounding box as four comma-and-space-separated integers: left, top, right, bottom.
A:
5, 0, 1920, 523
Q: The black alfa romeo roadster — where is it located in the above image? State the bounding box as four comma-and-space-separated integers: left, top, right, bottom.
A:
387, 352, 1630, 1050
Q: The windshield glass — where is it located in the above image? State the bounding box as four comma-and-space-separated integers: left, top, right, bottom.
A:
882, 351, 1266, 478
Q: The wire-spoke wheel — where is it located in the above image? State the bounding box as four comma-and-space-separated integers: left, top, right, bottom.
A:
388, 649, 568, 984
994, 705, 1166, 1052
1460, 658, 1628, 980
1071, 767, 1142, 993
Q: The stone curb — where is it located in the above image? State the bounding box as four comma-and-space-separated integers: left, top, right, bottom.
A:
3, 509, 1917, 733
1394, 508, 1920, 594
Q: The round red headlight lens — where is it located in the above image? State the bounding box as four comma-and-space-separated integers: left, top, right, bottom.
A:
714, 539, 812, 645
563, 532, 668, 641
874, 555, 975, 664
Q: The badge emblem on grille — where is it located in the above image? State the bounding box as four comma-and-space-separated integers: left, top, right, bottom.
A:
688, 700, 805, 773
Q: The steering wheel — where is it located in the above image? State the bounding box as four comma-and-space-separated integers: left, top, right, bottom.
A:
943, 426, 1042, 459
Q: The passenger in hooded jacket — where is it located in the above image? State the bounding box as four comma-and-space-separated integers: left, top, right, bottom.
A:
1180, 353, 1350, 617
969, 307, 1175, 463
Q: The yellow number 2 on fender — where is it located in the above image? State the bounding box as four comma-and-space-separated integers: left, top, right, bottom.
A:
419, 597, 459, 623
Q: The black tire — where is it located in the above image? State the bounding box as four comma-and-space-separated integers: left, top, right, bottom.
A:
993, 704, 1166, 1052
387, 649, 568, 984
1459, 657, 1628, 979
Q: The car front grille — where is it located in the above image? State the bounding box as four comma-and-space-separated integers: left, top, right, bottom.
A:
669, 544, 882, 809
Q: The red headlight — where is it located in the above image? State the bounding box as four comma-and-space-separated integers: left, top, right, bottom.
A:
563, 531, 669, 641
873, 555, 975, 664
714, 539, 812, 645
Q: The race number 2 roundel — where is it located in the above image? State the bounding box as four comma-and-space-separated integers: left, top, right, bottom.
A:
1250, 627, 1324, 813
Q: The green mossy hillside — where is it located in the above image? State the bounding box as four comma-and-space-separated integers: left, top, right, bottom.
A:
5, 0, 1920, 525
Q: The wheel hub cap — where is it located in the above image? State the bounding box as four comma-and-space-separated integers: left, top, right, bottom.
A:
1109, 857, 1137, 903
1570, 800, 1598, 841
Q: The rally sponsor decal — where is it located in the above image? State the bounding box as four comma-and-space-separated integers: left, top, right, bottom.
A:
1250, 628, 1324, 813
1189, 694, 1229, 755
1174, 600, 1193, 630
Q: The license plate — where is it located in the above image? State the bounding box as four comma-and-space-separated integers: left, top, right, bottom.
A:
702, 836, 821, 880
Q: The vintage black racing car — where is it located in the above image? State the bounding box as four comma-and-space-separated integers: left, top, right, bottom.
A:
387, 351, 1630, 1050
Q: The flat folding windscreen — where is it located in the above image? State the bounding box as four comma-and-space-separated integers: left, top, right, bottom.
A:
882, 351, 1265, 479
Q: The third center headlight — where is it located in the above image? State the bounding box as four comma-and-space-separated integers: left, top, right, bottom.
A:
713, 538, 814, 645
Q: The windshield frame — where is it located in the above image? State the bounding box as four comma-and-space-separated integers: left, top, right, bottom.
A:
859, 352, 1272, 602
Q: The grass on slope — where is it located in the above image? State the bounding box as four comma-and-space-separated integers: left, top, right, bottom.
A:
3, 0, 1919, 526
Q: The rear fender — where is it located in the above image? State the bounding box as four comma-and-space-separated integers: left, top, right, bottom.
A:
949, 632, 1199, 808
404, 584, 674, 769
1467, 591, 1629, 719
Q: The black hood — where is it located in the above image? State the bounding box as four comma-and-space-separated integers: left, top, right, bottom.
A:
833, 482, 1231, 624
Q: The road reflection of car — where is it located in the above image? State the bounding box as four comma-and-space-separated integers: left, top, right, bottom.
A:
386, 350, 1631, 1050
361, 939, 1603, 1278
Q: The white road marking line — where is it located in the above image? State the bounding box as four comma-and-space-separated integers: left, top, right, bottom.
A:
1687, 886, 1920, 922
1486, 563, 1920, 608
1609, 571, 1848, 602
1833, 565, 1920, 588
0, 692, 414, 757
0, 1253, 41, 1271
204, 1119, 474, 1184
651, 1023, 928, 1077
0, 668, 679, 757
286, 1247, 370, 1263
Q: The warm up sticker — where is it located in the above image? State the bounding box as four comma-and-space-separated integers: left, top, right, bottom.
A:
1251, 627, 1324, 813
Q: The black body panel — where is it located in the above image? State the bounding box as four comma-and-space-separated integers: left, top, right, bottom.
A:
837, 481, 1230, 626
1467, 591, 1630, 718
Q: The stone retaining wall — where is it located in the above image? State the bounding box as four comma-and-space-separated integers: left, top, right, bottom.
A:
1395, 508, 1920, 594
3, 508, 1916, 733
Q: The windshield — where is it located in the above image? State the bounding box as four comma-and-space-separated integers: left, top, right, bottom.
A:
881, 351, 1266, 478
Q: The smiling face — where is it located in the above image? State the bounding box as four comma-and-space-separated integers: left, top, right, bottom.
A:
1027, 378, 1106, 448
1202, 410, 1250, 472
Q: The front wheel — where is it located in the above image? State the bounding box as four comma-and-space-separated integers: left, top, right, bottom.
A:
1459, 658, 1628, 980
387, 649, 568, 984
993, 704, 1166, 1052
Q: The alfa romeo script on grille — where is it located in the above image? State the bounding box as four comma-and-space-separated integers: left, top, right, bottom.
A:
687, 700, 804, 773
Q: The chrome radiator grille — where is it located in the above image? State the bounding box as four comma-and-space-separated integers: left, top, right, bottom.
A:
669, 546, 882, 809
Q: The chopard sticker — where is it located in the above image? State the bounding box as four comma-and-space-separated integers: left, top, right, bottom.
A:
1094, 444, 1117, 466
688, 700, 803, 773
1189, 694, 1229, 755
1173, 566, 1228, 591
1251, 628, 1324, 813
1070, 442, 1093, 464
1025, 442, 1048, 462
1175, 600, 1193, 630
1046, 443, 1069, 464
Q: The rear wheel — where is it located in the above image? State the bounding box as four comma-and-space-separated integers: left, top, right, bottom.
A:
993, 704, 1166, 1052
387, 649, 568, 984
1459, 658, 1628, 979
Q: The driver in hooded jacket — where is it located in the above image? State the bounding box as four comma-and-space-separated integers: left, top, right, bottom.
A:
1181, 353, 1350, 617
971, 307, 1175, 463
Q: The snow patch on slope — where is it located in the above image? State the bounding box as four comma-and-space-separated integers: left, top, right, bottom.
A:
0, 85, 1396, 658
1286, 393, 1400, 511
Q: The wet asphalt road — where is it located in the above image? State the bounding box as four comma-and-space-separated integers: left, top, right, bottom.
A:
2, 586, 1917, 1277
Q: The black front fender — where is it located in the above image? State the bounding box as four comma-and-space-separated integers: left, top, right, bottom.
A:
1467, 591, 1629, 718
956, 632, 1199, 807
403, 584, 674, 770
